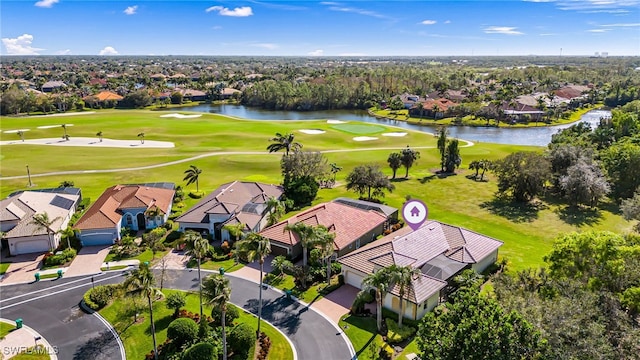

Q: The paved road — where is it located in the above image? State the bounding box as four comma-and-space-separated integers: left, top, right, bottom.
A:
0, 269, 354, 360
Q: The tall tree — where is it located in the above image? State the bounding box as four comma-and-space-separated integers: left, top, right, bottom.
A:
223, 222, 245, 242
346, 164, 395, 201
266, 196, 285, 227
313, 225, 336, 285
202, 274, 231, 360
400, 146, 420, 178
185, 230, 210, 319
389, 265, 420, 327
362, 268, 394, 333
137, 132, 145, 144
267, 132, 302, 156
30, 212, 62, 251
96, 131, 103, 142
417, 286, 549, 360
124, 262, 162, 360
443, 139, 461, 173
493, 151, 551, 202
387, 152, 402, 179
283, 222, 319, 268
235, 232, 271, 339
436, 127, 448, 172
183, 165, 202, 192
621, 187, 640, 232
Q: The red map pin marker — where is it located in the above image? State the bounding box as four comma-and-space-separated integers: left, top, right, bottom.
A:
402, 199, 428, 231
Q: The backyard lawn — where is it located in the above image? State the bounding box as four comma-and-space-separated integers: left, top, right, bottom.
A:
1, 109, 632, 272
99, 289, 293, 360
0, 262, 10, 275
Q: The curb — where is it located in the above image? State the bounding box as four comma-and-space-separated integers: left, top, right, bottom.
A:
0, 319, 58, 360
79, 300, 126, 360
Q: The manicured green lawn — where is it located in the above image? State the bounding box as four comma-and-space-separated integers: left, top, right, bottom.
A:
0, 262, 11, 275
330, 123, 386, 134
0, 321, 14, 339
1, 109, 631, 273
189, 258, 244, 272
265, 274, 340, 304
10, 346, 50, 360
339, 315, 385, 360
99, 289, 292, 360
105, 248, 169, 264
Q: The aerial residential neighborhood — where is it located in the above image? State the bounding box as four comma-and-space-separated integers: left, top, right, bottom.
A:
1, 1, 639, 360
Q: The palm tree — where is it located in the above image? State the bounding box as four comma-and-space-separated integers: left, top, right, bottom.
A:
137, 132, 145, 144
235, 232, 271, 338
266, 196, 285, 227
362, 268, 394, 333
387, 152, 402, 179
96, 131, 103, 142
185, 230, 210, 319
329, 163, 342, 186
389, 265, 420, 327
124, 262, 162, 360
266, 132, 302, 156
30, 212, 61, 251
283, 222, 318, 268
469, 160, 480, 180
183, 165, 202, 192
437, 127, 448, 172
400, 145, 420, 178
17, 130, 25, 142
316, 226, 336, 285
223, 222, 245, 242
202, 274, 231, 360
61, 124, 69, 138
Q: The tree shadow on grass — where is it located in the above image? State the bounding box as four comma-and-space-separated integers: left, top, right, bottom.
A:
556, 205, 603, 227
419, 175, 436, 184
390, 178, 409, 183
144, 314, 173, 336
341, 315, 378, 357
480, 197, 543, 223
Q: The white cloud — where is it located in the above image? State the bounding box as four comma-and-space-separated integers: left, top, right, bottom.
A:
252, 43, 278, 50
484, 26, 524, 35
601, 22, 640, 27
308, 49, 324, 56
99, 46, 119, 55
556, 0, 640, 10
34, 0, 59, 8
539, 33, 557, 36
444, 20, 451, 24
420, 20, 437, 25
2, 34, 44, 55
124, 5, 138, 15
212, 25, 223, 30
321, 2, 387, 19
587, 29, 611, 32
206, 6, 253, 17
56, 49, 71, 55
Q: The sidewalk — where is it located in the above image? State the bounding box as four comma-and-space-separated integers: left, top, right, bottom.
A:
0, 319, 58, 360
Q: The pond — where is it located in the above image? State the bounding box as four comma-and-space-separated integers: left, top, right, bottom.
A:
177, 104, 612, 147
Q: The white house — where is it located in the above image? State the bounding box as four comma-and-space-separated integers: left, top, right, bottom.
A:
74, 183, 175, 246
0, 191, 80, 255
338, 220, 503, 321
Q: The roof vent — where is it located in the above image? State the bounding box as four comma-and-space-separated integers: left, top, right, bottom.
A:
230, 189, 234, 192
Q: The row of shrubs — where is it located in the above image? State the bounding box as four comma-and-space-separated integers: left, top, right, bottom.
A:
83, 284, 123, 310
43, 247, 77, 267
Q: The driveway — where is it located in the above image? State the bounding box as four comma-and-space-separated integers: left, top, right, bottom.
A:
0, 252, 45, 285
64, 246, 111, 277
312, 284, 361, 324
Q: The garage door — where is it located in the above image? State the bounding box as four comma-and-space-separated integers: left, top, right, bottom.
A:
344, 270, 364, 288
81, 233, 115, 246
270, 244, 289, 257
15, 239, 50, 255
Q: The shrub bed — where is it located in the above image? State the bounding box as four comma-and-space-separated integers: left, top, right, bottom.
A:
83, 284, 121, 310
385, 318, 416, 344
43, 247, 77, 267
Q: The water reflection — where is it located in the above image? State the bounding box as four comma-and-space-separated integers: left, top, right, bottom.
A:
177, 104, 611, 147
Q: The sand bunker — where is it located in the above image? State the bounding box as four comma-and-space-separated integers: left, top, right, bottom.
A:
160, 113, 202, 119
0, 137, 174, 148
327, 120, 346, 124
299, 129, 326, 134
353, 136, 378, 142
382, 132, 408, 137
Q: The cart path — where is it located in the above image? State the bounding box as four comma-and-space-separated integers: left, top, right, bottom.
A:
1, 141, 473, 180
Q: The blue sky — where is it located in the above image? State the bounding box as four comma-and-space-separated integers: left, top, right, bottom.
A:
1, 0, 639, 56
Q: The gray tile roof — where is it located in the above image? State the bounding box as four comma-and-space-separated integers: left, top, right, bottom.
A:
1, 191, 79, 238
338, 220, 503, 304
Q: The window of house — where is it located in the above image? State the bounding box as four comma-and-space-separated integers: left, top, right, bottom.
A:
126, 214, 133, 226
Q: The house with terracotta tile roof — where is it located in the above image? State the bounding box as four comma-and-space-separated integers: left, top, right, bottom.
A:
74, 183, 175, 246
260, 200, 390, 259
1, 190, 80, 255
338, 220, 503, 320
83, 91, 124, 108
409, 98, 457, 119
175, 181, 283, 241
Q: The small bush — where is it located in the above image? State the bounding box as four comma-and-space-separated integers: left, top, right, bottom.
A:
228, 323, 253, 357
167, 317, 198, 347
183, 342, 217, 360
163, 220, 174, 231
338, 274, 345, 285
379, 343, 394, 360
221, 241, 230, 253
188, 191, 204, 199
83, 284, 120, 310
210, 305, 239, 327
331, 262, 342, 275
44, 254, 66, 267
385, 318, 416, 344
